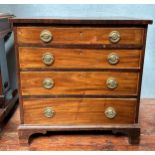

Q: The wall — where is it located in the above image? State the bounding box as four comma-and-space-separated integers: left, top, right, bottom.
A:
0, 4, 154, 98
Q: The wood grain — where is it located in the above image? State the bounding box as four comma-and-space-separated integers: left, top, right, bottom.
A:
23, 98, 137, 125
20, 71, 139, 96
19, 47, 141, 69
17, 27, 144, 45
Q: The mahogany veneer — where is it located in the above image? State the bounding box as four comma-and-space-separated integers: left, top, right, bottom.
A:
19, 48, 141, 69
20, 71, 139, 96
17, 27, 144, 45
23, 98, 137, 125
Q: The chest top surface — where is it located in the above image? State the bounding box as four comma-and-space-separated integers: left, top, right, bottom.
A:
10, 17, 153, 26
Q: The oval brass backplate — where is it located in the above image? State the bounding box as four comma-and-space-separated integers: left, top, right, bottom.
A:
106, 77, 118, 89
104, 107, 117, 119
43, 78, 54, 89
107, 53, 119, 65
40, 30, 53, 43
109, 31, 121, 43
42, 53, 54, 65
43, 107, 55, 118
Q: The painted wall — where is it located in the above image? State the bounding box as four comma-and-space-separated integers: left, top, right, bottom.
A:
0, 4, 155, 98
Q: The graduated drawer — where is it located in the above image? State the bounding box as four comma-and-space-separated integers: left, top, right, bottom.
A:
23, 98, 137, 125
19, 47, 141, 69
20, 71, 139, 96
17, 27, 144, 45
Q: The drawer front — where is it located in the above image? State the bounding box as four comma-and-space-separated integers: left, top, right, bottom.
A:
23, 98, 137, 125
17, 27, 144, 45
20, 71, 139, 96
19, 47, 141, 69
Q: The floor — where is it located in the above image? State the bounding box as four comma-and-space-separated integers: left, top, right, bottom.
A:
0, 99, 155, 151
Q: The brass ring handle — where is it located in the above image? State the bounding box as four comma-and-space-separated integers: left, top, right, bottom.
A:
106, 77, 118, 89
107, 53, 119, 65
105, 107, 117, 119
43, 107, 55, 118
43, 78, 54, 89
42, 53, 54, 65
109, 31, 121, 43
40, 30, 53, 43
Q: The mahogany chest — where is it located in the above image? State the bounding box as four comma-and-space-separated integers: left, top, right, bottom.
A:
11, 18, 152, 145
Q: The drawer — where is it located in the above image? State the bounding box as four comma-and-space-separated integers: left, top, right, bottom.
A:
19, 47, 141, 69
23, 98, 137, 125
17, 27, 144, 45
20, 71, 139, 96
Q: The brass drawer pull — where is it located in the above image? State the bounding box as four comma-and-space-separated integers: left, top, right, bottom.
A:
105, 107, 117, 119
109, 31, 121, 43
106, 77, 118, 89
43, 107, 55, 118
42, 53, 54, 65
43, 78, 54, 89
107, 53, 119, 65
40, 30, 53, 43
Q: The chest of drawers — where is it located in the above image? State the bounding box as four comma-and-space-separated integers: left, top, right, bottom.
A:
11, 18, 152, 146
